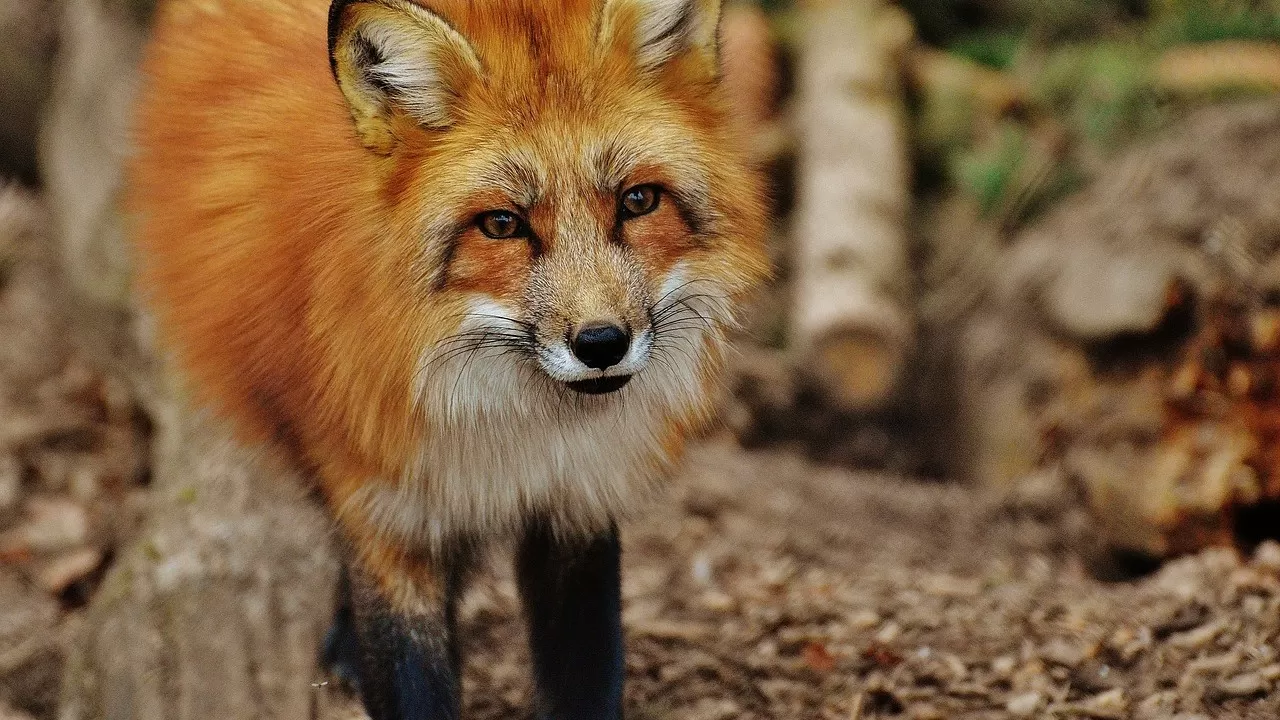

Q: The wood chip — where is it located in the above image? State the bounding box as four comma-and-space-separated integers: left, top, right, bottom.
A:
36, 547, 103, 594
0, 496, 89, 555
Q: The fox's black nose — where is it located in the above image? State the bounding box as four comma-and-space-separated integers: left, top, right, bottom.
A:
571, 323, 631, 370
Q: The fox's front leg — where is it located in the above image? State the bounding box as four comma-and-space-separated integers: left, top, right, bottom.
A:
338, 538, 469, 720
517, 520, 625, 720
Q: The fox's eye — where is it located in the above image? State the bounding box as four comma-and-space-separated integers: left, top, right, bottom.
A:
620, 185, 660, 218
477, 210, 527, 239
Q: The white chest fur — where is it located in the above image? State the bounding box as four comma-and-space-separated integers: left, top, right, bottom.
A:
347, 271, 731, 549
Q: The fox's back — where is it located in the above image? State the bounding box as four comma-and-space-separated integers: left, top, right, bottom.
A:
130, 0, 365, 446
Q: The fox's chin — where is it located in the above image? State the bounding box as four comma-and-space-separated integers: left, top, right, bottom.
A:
565, 375, 633, 395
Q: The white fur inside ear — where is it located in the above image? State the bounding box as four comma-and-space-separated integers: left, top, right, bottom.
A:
604, 0, 718, 71
633, 0, 695, 68
347, 4, 480, 129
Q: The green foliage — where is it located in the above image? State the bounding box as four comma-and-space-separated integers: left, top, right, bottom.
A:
950, 123, 1088, 226
1031, 41, 1168, 148
954, 124, 1029, 215
1152, 0, 1280, 45
891, 0, 1278, 232
950, 30, 1027, 69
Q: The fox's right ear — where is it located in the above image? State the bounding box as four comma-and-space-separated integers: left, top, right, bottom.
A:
328, 0, 481, 154
598, 0, 722, 77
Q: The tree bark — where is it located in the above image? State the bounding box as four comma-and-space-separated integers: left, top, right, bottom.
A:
58, 410, 341, 720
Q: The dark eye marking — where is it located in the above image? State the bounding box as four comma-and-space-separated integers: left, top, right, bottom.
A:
476, 210, 529, 239
619, 184, 661, 219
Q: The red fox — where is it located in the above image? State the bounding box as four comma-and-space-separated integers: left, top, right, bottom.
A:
128, 0, 769, 717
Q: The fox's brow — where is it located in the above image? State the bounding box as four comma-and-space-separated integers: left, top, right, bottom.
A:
478, 156, 544, 208
589, 142, 717, 234
590, 142, 641, 193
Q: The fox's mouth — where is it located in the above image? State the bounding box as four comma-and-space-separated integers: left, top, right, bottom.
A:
565, 375, 633, 395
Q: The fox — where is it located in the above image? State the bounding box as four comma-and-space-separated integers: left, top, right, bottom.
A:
127, 0, 769, 717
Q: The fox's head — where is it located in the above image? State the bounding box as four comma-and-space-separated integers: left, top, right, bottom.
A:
323, 0, 768, 429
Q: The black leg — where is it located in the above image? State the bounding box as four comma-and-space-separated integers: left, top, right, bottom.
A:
516, 521, 624, 720
343, 553, 468, 720
321, 567, 363, 690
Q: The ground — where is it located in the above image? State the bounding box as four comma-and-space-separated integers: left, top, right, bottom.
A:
434, 445, 1280, 720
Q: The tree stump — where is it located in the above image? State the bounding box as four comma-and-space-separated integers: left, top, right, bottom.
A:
36, 2, 347, 717
58, 410, 340, 720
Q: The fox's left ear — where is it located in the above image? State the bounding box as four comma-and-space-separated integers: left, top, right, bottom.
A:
598, 0, 723, 76
328, 0, 482, 154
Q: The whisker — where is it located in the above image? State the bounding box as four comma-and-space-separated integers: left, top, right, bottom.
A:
461, 312, 537, 330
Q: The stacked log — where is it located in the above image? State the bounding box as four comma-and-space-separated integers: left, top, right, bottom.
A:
954, 101, 1280, 560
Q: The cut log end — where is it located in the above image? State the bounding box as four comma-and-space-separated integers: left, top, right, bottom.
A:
812, 329, 907, 410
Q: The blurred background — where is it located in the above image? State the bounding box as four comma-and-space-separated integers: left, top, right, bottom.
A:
1, 0, 1280, 718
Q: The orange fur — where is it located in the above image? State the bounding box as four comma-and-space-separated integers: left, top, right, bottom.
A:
128, 0, 770, 577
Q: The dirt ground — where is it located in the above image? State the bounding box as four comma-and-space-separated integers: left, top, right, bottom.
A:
422, 445, 1280, 720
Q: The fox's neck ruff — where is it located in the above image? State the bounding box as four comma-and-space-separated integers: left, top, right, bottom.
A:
337, 265, 735, 549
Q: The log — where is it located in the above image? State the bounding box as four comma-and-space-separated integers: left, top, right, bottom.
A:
58, 409, 341, 720
789, 0, 916, 411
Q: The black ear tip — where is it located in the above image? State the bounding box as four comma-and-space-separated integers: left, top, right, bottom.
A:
327, 0, 362, 77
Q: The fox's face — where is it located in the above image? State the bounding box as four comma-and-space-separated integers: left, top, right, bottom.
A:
326, 0, 767, 423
